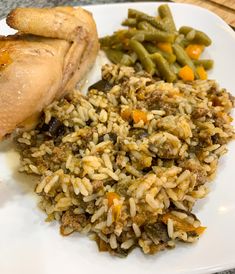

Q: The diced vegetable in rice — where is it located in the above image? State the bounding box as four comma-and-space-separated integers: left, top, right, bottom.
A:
16, 64, 234, 257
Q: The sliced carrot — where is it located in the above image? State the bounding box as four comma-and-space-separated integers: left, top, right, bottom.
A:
157, 42, 173, 54
185, 44, 204, 60
132, 109, 148, 124
196, 66, 207, 80
113, 204, 122, 221
106, 192, 120, 208
121, 108, 132, 121
162, 213, 195, 232
178, 65, 194, 81
195, 226, 207, 235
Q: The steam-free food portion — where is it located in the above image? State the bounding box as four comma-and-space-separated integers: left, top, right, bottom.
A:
100, 4, 213, 82
0, 6, 99, 140
16, 64, 234, 256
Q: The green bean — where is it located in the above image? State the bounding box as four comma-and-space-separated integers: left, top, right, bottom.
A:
162, 17, 176, 33
137, 21, 157, 32
178, 38, 190, 48
179, 26, 212, 46
100, 30, 130, 49
154, 50, 176, 64
145, 43, 176, 63
104, 49, 134, 66
158, 4, 176, 32
122, 18, 137, 27
172, 43, 196, 71
109, 43, 125, 51
186, 29, 196, 41
128, 9, 167, 31
99, 36, 116, 47
193, 59, 214, 70
151, 53, 176, 82
99, 31, 127, 47
170, 62, 181, 74
175, 33, 189, 48
100, 37, 128, 51
130, 29, 176, 43
143, 43, 159, 54
100, 29, 175, 48
129, 39, 155, 75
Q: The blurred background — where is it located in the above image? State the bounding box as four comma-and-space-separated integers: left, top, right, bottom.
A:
0, 0, 125, 18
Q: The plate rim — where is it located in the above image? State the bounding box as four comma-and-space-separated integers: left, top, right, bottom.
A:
84, 1, 235, 38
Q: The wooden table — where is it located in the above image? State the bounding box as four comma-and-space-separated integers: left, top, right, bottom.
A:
174, 0, 235, 28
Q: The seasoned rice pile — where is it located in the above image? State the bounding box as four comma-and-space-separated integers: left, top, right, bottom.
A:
16, 64, 234, 256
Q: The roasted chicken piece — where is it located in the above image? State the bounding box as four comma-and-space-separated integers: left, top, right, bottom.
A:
0, 7, 99, 139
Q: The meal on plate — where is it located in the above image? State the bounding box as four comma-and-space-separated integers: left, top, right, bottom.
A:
0, 4, 234, 257
100, 4, 213, 83
0, 6, 99, 140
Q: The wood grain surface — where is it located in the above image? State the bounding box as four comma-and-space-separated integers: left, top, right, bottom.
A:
210, 0, 235, 11
174, 0, 235, 27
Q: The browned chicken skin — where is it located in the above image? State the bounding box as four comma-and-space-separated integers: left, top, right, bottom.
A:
0, 7, 99, 139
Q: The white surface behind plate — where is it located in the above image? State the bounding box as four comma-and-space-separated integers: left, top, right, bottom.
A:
0, 3, 235, 274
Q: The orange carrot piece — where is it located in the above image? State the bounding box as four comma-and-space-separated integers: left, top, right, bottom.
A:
107, 192, 122, 221
157, 42, 173, 53
195, 226, 207, 235
107, 192, 120, 208
185, 44, 204, 60
178, 65, 194, 81
162, 213, 194, 232
113, 204, 122, 221
132, 109, 148, 124
196, 66, 207, 80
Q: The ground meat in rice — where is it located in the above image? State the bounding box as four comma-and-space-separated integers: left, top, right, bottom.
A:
15, 64, 235, 256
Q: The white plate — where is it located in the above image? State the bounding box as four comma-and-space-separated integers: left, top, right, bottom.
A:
0, 2, 235, 274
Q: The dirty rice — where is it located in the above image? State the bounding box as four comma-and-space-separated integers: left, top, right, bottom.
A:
16, 64, 234, 257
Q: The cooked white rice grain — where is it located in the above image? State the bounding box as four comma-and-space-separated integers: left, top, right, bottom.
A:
110, 234, 118, 249
132, 223, 141, 237
129, 197, 136, 217
91, 206, 106, 223
121, 239, 135, 249
146, 194, 160, 209
44, 175, 59, 193
167, 218, 174, 238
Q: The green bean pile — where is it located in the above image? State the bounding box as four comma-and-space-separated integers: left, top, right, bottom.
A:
100, 4, 213, 82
